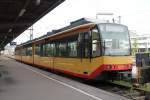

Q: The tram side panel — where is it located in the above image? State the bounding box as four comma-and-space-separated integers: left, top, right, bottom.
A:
33, 42, 54, 69
21, 44, 33, 64
33, 44, 41, 67
15, 47, 22, 61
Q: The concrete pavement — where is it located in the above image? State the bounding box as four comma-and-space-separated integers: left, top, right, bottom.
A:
0, 56, 129, 100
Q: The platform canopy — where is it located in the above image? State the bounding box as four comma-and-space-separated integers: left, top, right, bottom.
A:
0, 0, 65, 50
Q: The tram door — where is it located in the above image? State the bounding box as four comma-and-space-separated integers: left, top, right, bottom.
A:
44, 42, 55, 71
78, 32, 91, 60
78, 27, 101, 75
77, 31, 92, 74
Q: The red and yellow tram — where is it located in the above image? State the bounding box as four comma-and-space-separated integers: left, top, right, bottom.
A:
15, 18, 133, 80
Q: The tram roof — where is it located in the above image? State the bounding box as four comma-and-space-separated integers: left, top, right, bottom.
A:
47, 18, 103, 35
17, 18, 123, 47
17, 18, 96, 46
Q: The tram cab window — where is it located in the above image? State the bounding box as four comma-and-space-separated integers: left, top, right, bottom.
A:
91, 27, 101, 57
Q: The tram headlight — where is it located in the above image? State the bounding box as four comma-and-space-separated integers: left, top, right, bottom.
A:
106, 65, 112, 70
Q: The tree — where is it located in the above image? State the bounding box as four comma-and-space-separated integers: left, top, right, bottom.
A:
131, 38, 138, 56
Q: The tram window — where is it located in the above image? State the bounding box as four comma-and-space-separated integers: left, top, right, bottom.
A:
30, 47, 32, 56
68, 41, 77, 57
28, 44, 32, 56
20, 49, 23, 56
22, 46, 27, 56
35, 44, 40, 55
45, 43, 49, 56
51, 43, 56, 56
26, 47, 32, 56
91, 27, 101, 57
26, 47, 28, 56
45, 43, 54, 56
59, 42, 67, 56
22, 48, 26, 56
84, 32, 90, 58
15, 50, 19, 55
40, 44, 45, 56
78, 33, 83, 57
26, 47, 29, 56
55, 43, 59, 56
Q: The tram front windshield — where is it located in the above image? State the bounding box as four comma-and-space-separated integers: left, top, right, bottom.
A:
99, 24, 130, 56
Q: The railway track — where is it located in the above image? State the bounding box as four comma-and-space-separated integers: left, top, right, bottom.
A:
56, 72, 148, 100
82, 80, 146, 100
104, 83, 146, 100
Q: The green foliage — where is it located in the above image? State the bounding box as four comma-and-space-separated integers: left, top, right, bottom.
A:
131, 38, 138, 56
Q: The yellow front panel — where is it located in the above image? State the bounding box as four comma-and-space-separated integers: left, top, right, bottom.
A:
102, 56, 133, 64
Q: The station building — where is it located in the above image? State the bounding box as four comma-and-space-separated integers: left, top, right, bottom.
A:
130, 30, 150, 53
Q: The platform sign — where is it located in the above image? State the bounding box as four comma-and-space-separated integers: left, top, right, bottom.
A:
10, 42, 17, 46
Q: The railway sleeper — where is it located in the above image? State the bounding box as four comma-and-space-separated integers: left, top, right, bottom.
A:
132, 96, 145, 100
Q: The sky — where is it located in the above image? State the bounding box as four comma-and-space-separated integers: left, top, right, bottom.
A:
14, 0, 150, 44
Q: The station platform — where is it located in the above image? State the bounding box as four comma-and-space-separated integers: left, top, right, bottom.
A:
0, 56, 129, 100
